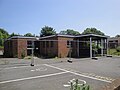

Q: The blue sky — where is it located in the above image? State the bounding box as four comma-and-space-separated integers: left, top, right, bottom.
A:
0, 0, 120, 37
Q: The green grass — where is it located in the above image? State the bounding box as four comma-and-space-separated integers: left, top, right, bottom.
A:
0, 46, 4, 48
108, 49, 120, 56
24, 56, 32, 60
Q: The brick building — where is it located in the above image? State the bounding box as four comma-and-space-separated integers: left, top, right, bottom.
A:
108, 37, 120, 48
35, 35, 74, 58
4, 36, 37, 58
4, 34, 108, 58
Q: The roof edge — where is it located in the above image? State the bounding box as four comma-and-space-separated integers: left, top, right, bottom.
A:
39, 34, 75, 39
75, 34, 109, 38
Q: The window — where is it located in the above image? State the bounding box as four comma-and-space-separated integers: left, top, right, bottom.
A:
67, 40, 70, 46
67, 40, 73, 48
27, 41, 32, 48
27, 41, 32, 45
27, 49, 32, 56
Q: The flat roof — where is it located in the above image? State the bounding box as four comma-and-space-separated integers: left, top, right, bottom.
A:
8, 36, 38, 40
39, 34, 75, 39
8, 34, 108, 40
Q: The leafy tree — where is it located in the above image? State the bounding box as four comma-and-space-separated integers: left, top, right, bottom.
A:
115, 35, 120, 37
59, 29, 80, 35
0, 28, 9, 47
0, 28, 9, 36
9, 32, 20, 37
40, 26, 56, 37
24, 33, 34, 37
82, 28, 105, 36
0, 32, 3, 46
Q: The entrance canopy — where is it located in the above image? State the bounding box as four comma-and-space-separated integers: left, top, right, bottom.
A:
75, 34, 108, 58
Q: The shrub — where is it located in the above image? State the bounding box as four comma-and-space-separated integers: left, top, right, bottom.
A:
21, 49, 25, 59
116, 46, 120, 52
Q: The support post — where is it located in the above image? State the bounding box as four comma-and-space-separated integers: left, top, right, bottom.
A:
106, 39, 109, 55
77, 40, 79, 57
101, 38, 104, 56
45, 41, 46, 56
90, 37, 92, 58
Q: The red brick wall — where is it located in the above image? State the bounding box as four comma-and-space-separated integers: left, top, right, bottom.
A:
12, 39, 18, 58
17, 39, 27, 58
39, 36, 74, 58
58, 37, 74, 58
4, 40, 16, 57
4, 38, 35, 58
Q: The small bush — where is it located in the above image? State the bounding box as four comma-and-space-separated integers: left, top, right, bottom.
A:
24, 56, 32, 59
21, 49, 25, 59
116, 46, 120, 52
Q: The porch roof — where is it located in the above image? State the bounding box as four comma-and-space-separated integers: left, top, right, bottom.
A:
75, 34, 108, 38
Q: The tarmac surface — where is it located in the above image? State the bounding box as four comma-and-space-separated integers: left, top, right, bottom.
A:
0, 57, 120, 90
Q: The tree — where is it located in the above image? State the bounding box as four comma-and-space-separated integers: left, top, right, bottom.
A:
9, 33, 20, 37
40, 26, 56, 37
115, 35, 120, 37
24, 33, 34, 37
0, 28, 9, 36
0, 32, 3, 46
59, 29, 80, 35
0, 28, 9, 47
82, 28, 105, 36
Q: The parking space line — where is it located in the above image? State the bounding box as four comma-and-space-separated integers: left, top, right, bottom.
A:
44, 64, 112, 83
0, 71, 68, 84
0, 64, 44, 70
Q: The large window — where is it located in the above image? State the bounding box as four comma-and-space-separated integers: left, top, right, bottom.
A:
67, 40, 73, 48
27, 41, 32, 48
27, 49, 32, 56
27, 41, 33, 56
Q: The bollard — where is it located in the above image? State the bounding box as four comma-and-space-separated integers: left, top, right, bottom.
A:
70, 82, 73, 90
30, 57, 34, 66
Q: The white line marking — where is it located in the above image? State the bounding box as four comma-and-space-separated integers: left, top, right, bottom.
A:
0, 71, 68, 84
1, 64, 44, 70
30, 68, 47, 72
30, 70, 35, 71
44, 64, 112, 83
63, 84, 70, 87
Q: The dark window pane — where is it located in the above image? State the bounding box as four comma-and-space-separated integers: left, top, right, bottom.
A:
43, 41, 45, 48
27, 49, 32, 56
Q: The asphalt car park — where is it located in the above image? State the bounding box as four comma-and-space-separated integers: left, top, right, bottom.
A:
0, 57, 120, 90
